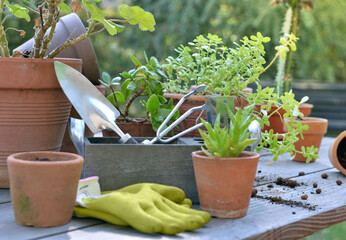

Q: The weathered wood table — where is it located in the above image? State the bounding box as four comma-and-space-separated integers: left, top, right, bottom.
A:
1, 137, 345, 240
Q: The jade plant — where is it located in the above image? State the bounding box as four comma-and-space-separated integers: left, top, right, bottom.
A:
100, 54, 179, 132
199, 105, 257, 158
0, 0, 155, 58
271, 0, 314, 96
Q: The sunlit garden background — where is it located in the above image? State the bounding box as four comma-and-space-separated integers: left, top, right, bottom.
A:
7, 0, 346, 238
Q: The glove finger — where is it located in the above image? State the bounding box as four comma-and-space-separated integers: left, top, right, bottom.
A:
164, 199, 211, 226
149, 184, 186, 204
142, 202, 185, 235
73, 206, 128, 226
157, 198, 209, 231
84, 193, 164, 234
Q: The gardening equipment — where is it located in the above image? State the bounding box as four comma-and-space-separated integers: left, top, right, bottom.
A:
74, 180, 210, 234
68, 117, 86, 178
144, 85, 207, 144
55, 61, 137, 145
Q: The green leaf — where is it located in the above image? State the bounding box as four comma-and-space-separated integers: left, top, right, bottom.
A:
102, 72, 111, 83
82, 0, 124, 35
120, 4, 156, 32
8, 5, 30, 22
107, 94, 116, 105
115, 92, 126, 104
58, 2, 72, 14
130, 55, 142, 66
146, 94, 160, 113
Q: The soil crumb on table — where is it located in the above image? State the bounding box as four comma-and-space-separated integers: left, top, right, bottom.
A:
255, 195, 317, 211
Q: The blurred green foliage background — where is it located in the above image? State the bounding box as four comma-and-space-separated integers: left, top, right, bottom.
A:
7, 0, 346, 82
90, 0, 346, 83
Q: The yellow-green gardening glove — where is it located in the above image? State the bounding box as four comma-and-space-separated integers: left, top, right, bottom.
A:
74, 177, 210, 235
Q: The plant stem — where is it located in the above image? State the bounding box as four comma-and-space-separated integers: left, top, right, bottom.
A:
0, 0, 10, 57
260, 52, 280, 76
47, 21, 95, 58
39, 13, 58, 57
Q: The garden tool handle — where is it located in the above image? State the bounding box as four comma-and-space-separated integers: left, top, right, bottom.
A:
153, 104, 207, 144
107, 122, 138, 144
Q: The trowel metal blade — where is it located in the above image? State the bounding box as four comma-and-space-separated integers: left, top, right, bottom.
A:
54, 61, 120, 134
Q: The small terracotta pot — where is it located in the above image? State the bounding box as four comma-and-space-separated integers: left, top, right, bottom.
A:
7, 151, 84, 227
283, 117, 328, 162
191, 150, 259, 218
256, 103, 314, 134
328, 131, 346, 175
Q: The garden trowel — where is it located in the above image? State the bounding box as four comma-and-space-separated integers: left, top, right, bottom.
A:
54, 61, 137, 144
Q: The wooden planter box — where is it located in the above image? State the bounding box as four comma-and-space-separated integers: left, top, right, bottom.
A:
84, 137, 203, 203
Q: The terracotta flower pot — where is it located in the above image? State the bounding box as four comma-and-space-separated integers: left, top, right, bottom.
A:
191, 150, 260, 218
283, 117, 328, 162
0, 57, 82, 188
256, 103, 314, 134
164, 87, 253, 137
328, 131, 346, 175
7, 151, 84, 227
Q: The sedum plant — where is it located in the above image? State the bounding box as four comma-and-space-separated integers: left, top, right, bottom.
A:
199, 105, 257, 158
100, 54, 179, 132
0, 0, 155, 58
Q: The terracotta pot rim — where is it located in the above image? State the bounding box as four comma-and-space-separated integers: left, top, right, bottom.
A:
8, 151, 83, 165
328, 131, 346, 174
192, 150, 260, 161
284, 117, 328, 125
283, 117, 328, 134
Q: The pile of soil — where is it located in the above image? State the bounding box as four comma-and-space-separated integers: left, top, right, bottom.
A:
275, 177, 305, 188
255, 195, 317, 211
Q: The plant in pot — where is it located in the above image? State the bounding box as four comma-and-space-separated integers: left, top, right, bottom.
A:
191, 104, 260, 218
0, 0, 155, 187
100, 54, 179, 137
161, 33, 273, 137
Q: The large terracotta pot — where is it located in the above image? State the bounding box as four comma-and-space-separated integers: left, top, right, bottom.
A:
7, 151, 84, 227
328, 131, 346, 175
0, 57, 82, 188
164, 88, 253, 138
191, 150, 259, 218
256, 103, 313, 134
283, 117, 328, 162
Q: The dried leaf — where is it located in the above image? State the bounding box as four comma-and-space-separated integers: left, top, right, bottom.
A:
70, 0, 83, 13
12, 50, 24, 58
20, 30, 26, 37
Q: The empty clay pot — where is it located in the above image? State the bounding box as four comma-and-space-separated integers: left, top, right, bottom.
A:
7, 151, 84, 227
328, 131, 346, 175
191, 150, 259, 218
283, 117, 328, 162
